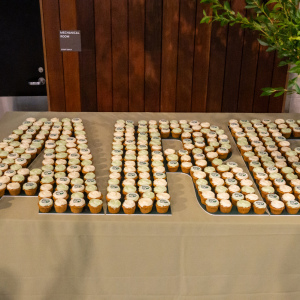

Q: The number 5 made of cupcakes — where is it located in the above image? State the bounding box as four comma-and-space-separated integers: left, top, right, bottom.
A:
108, 119, 262, 215
229, 118, 300, 215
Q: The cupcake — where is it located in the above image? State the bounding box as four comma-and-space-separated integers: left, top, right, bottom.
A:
123, 185, 137, 195
38, 190, 52, 200
122, 200, 136, 214
278, 185, 292, 197
108, 199, 121, 213
87, 190, 102, 200
106, 191, 121, 202
17, 168, 30, 178
167, 161, 179, 172
281, 194, 295, 206
138, 198, 153, 213
38, 198, 53, 213
88, 199, 103, 214
71, 184, 85, 193
236, 200, 251, 214
53, 190, 68, 201
181, 162, 192, 174
69, 198, 86, 213
23, 182, 37, 196
39, 168, 54, 180
0, 182, 6, 196
216, 192, 230, 202
219, 199, 232, 213
286, 200, 300, 214
231, 192, 244, 205
245, 194, 259, 204
126, 192, 140, 203
195, 160, 208, 169
199, 190, 215, 205
40, 183, 54, 193
205, 198, 219, 213
164, 149, 176, 156
7, 182, 21, 195
241, 186, 256, 196
265, 194, 279, 205
217, 147, 230, 159
253, 201, 266, 214
269, 200, 285, 215
156, 199, 170, 213
54, 199, 68, 213
293, 127, 300, 138
172, 128, 182, 138
11, 174, 25, 185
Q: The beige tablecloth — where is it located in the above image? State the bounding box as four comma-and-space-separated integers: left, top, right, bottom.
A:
1, 112, 300, 300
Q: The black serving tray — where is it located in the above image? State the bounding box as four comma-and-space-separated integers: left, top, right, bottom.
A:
227, 125, 300, 216
162, 134, 268, 216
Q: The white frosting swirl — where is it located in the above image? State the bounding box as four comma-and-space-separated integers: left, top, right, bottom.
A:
271, 200, 284, 209
55, 199, 67, 206
123, 200, 135, 208
220, 199, 231, 207
138, 198, 153, 207
69, 198, 85, 207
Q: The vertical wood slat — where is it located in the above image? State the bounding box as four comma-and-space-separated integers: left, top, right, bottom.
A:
94, 0, 112, 112
59, 0, 81, 112
237, 28, 259, 112
206, 22, 228, 112
77, 0, 97, 112
160, 0, 179, 112
191, 2, 212, 112
129, 0, 145, 112
145, 0, 162, 112
40, 0, 65, 111
176, 0, 196, 112
221, 0, 245, 112
253, 45, 275, 112
269, 54, 288, 113
111, 0, 129, 112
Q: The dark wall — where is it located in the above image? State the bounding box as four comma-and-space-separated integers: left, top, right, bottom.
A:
40, 0, 287, 112
0, 0, 46, 96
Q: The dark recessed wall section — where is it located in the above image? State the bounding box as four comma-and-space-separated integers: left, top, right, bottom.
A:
0, 0, 46, 96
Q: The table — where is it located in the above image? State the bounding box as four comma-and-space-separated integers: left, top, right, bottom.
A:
1, 112, 300, 300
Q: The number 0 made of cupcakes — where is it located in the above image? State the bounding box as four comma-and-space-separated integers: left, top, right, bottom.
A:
229, 118, 300, 216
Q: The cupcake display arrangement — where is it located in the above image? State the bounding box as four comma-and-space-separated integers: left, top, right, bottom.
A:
0, 117, 103, 214
229, 118, 300, 215
159, 120, 263, 215
108, 119, 262, 215
107, 119, 171, 214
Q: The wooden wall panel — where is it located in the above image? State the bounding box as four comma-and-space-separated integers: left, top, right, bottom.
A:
77, 0, 97, 112
160, 0, 179, 112
59, 0, 81, 112
129, 0, 145, 112
221, 0, 245, 112
206, 21, 228, 112
269, 55, 288, 113
111, 0, 129, 112
41, 0, 288, 113
40, 0, 65, 111
176, 0, 196, 112
237, 28, 259, 112
191, 2, 211, 112
94, 0, 112, 112
253, 45, 275, 112
145, 0, 162, 112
